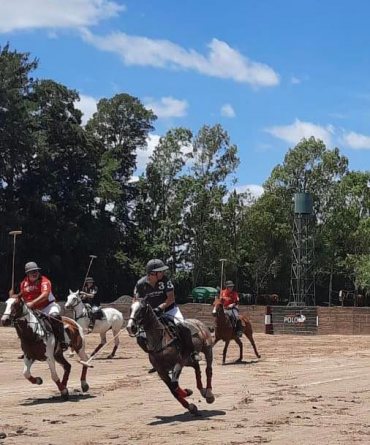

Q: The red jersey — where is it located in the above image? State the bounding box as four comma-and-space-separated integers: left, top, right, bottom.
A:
221, 288, 239, 308
21, 275, 55, 310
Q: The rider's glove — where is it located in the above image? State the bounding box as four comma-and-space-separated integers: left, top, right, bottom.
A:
153, 306, 163, 316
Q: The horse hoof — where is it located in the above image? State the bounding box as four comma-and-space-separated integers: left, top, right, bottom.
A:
81, 382, 89, 393
188, 403, 200, 416
35, 377, 43, 385
61, 388, 69, 401
200, 388, 207, 398
206, 395, 215, 404
106, 354, 114, 360
185, 389, 193, 397
257, 354, 261, 359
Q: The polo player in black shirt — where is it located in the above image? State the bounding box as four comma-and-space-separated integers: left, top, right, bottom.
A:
134, 259, 200, 373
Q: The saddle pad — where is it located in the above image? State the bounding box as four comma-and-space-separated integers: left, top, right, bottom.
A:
183, 320, 200, 336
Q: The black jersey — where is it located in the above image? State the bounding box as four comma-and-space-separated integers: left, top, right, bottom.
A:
134, 275, 175, 310
82, 284, 100, 307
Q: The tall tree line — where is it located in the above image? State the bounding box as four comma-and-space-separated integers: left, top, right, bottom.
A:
1, 45, 369, 304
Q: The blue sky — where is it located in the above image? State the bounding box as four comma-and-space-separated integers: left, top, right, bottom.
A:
1, 0, 370, 196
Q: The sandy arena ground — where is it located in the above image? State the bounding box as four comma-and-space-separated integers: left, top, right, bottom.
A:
1, 328, 370, 445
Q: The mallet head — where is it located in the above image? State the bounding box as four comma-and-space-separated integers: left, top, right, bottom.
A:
9, 230, 22, 236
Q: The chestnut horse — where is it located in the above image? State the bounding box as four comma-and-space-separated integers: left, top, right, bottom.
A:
212, 298, 261, 364
127, 300, 215, 416
1, 297, 91, 400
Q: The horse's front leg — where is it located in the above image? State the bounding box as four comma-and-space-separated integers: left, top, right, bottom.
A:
222, 340, 230, 365
235, 337, 243, 362
157, 367, 199, 416
23, 356, 43, 385
75, 344, 90, 392
172, 363, 193, 398
46, 355, 69, 400
205, 346, 215, 404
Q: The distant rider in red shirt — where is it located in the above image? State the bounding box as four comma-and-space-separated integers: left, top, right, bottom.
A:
220, 280, 243, 337
10, 261, 68, 351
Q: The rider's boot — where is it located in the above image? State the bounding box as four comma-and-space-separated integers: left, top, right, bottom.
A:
236, 319, 243, 338
52, 315, 69, 351
88, 313, 96, 333
177, 323, 200, 364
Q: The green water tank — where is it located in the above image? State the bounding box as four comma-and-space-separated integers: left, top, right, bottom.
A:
294, 192, 313, 214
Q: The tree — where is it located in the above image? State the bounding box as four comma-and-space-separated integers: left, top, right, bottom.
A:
0, 44, 38, 291
86, 94, 156, 227
183, 124, 240, 286
134, 128, 193, 271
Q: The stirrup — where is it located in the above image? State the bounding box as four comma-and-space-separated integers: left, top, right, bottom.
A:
236, 331, 243, 338
190, 352, 200, 363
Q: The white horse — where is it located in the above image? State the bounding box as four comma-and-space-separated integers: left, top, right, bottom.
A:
65, 290, 124, 359
1, 297, 90, 400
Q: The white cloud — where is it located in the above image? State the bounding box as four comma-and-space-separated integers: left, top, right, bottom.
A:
0, 0, 124, 33
136, 134, 160, 170
329, 112, 347, 119
128, 175, 140, 183
220, 103, 235, 118
82, 30, 280, 87
235, 184, 264, 199
74, 94, 98, 125
145, 96, 188, 118
342, 131, 370, 150
291, 76, 301, 84
265, 119, 334, 147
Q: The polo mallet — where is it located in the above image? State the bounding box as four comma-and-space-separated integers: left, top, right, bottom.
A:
9, 230, 22, 291
78, 327, 126, 368
219, 258, 227, 297
82, 255, 97, 290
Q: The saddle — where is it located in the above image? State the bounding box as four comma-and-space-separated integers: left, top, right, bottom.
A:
85, 304, 105, 326
34, 312, 54, 337
225, 313, 244, 335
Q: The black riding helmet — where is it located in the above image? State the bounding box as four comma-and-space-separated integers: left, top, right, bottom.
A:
146, 259, 169, 274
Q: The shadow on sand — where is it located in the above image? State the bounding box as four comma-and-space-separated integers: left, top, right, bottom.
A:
222, 359, 260, 366
148, 409, 226, 425
20, 393, 96, 406
91, 356, 129, 361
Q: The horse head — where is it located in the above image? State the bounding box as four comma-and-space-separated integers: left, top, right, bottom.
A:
127, 299, 152, 336
1, 297, 25, 326
64, 290, 82, 310
212, 298, 224, 317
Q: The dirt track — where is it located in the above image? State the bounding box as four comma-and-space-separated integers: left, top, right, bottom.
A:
1, 328, 370, 445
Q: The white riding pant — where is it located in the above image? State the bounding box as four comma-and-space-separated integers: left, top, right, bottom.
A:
41, 302, 61, 316
164, 305, 184, 325
225, 308, 239, 319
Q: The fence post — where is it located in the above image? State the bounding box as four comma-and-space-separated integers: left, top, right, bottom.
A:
265, 305, 272, 334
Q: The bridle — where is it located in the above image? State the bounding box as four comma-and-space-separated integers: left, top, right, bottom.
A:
128, 303, 175, 352
67, 294, 88, 321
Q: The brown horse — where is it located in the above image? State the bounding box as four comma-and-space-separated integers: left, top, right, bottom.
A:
127, 300, 215, 416
212, 298, 261, 364
1, 297, 91, 400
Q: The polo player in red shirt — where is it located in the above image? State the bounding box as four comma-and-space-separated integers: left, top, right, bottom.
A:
10, 261, 68, 351
220, 280, 243, 337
